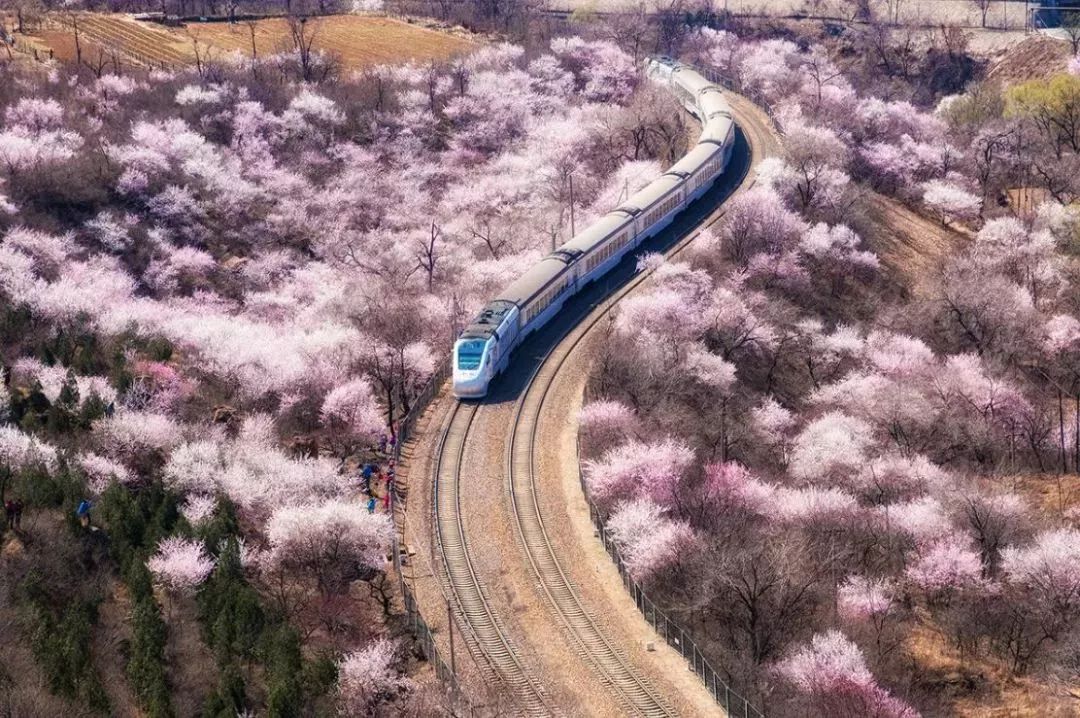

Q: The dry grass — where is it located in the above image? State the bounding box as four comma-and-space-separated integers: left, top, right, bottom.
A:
907, 617, 1080, 717
0, 522, 122, 718
93, 581, 143, 718
1008, 472, 1080, 516
905, 473, 1080, 716
1007, 187, 1053, 220
22, 14, 477, 71
186, 15, 476, 68
161, 591, 219, 716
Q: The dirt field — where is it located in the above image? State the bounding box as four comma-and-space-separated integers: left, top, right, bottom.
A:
986, 33, 1071, 84
16, 13, 477, 71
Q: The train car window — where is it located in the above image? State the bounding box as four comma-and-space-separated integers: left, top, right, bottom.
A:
457, 340, 485, 370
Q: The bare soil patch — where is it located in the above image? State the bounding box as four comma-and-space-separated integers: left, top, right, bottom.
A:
857, 191, 970, 300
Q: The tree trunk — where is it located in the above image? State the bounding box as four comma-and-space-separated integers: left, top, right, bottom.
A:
1059, 389, 1068, 474
1074, 393, 1079, 473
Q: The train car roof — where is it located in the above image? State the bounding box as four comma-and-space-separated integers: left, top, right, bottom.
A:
560, 212, 633, 256
700, 116, 735, 146
617, 174, 684, 215
494, 256, 571, 307
699, 92, 732, 118
673, 67, 714, 95
665, 143, 723, 177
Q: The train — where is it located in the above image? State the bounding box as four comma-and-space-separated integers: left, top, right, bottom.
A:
452, 57, 736, 399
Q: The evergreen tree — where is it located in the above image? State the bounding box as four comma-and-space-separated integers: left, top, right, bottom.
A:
201, 662, 247, 718
47, 369, 80, 434
78, 391, 108, 429
198, 537, 265, 666
126, 599, 173, 718
264, 626, 303, 718
58, 368, 80, 409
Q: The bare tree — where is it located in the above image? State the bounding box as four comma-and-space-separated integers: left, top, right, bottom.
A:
602, 3, 652, 64
705, 539, 824, 666
470, 221, 509, 259
6, 0, 44, 34
59, 10, 83, 67
1063, 10, 1080, 55
82, 46, 114, 78
885, 0, 904, 24
186, 27, 210, 78
802, 49, 842, 109
843, 0, 871, 21
414, 221, 441, 292
287, 15, 318, 82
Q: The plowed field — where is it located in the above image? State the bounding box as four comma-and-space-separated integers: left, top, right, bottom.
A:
23, 14, 476, 70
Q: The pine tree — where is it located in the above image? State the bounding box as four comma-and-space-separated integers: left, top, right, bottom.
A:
198, 537, 265, 665
58, 368, 80, 409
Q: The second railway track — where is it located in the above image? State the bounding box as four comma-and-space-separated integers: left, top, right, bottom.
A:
508, 338, 677, 718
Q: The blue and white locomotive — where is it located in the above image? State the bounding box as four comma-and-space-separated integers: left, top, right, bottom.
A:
452, 58, 736, 398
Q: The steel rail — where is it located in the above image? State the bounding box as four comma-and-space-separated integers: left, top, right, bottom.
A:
507, 339, 677, 717
433, 400, 555, 716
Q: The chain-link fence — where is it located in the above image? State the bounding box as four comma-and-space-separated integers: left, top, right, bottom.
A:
398, 571, 462, 687
577, 445, 765, 718
395, 360, 452, 456
397, 359, 766, 716
564, 64, 771, 716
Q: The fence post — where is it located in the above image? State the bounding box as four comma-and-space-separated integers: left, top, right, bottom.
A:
447, 599, 456, 675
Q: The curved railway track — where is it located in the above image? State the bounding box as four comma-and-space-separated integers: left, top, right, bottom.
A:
430, 93, 779, 716
433, 401, 555, 715
508, 342, 676, 718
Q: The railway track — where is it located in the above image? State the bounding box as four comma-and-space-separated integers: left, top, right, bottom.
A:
433, 401, 554, 715
508, 339, 677, 718
430, 94, 779, 716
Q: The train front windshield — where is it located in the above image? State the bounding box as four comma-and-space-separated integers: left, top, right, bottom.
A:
457, 340, 485, 370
